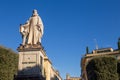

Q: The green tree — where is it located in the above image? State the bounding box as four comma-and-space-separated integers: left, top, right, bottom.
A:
117, 60, 120, 80
0, 46, 18, 80
86, 56, 118, 80
86, 46, 89, 54
118, 38, 120, 50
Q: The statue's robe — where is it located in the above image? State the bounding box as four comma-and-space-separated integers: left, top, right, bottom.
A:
27, 15, 43, 45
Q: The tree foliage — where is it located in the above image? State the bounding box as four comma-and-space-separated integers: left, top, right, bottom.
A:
0, 46, 18, 80
118, 38, 120, 50
117, 60, 120, 80
86, 46, 89, 54
86, 56, 118, 80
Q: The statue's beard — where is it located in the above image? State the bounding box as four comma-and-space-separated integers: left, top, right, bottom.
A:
33, 14, 38, 16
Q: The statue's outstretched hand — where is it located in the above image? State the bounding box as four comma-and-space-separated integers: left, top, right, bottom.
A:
37, 25, 41, 31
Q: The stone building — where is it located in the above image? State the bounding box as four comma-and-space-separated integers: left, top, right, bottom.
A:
65, 74, 81, 80
81, 47, 120, 80
44, 56, 62, 80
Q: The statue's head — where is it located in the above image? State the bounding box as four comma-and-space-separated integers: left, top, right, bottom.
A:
32, 9, 38, 16
25, 20, 29, 24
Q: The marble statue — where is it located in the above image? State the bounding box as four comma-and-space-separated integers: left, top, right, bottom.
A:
20, 9, 44, 46
20, 21, 29, 45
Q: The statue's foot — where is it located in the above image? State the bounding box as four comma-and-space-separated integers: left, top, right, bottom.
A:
37, 42, 41, 45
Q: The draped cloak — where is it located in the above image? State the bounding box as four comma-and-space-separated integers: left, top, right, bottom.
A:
27, 15, 44, 45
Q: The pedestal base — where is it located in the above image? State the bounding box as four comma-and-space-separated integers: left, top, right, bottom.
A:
14, 74, 45, 80
16, 43, 46, 80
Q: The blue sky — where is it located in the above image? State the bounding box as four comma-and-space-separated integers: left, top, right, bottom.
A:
0, 0, 120, 79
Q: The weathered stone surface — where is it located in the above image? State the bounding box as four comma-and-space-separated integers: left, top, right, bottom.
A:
20, 9, 44, 45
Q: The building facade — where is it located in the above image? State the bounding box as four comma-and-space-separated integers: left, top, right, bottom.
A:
65, 74, 81, 80
81, 48, 120, 80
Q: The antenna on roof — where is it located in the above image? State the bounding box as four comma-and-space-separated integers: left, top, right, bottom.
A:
94, 39, 98, 50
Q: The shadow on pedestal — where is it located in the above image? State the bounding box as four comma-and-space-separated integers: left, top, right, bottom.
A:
14, 65, 45, 80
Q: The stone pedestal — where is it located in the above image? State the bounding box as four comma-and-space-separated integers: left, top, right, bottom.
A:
14, 75, 45, 80
15, 44, 46, 80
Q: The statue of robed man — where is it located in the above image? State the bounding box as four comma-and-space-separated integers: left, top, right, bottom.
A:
20, 9, 44, 46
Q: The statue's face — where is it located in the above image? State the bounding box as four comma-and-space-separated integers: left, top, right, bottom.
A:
33, 10, 38, 16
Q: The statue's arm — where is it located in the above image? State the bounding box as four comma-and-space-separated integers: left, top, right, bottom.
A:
19, 24, 23, 33
38, 16, 44, 35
